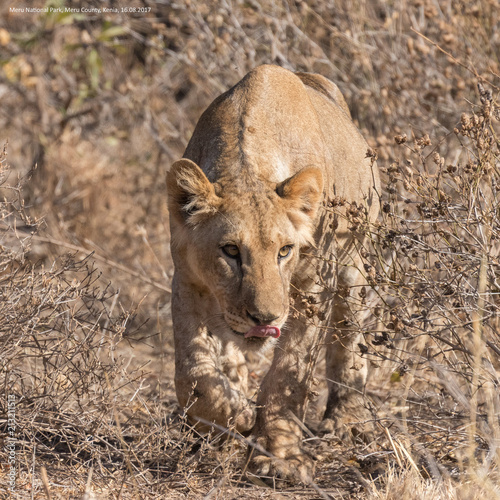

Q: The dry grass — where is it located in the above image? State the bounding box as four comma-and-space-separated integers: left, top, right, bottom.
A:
1, 0, 500, 498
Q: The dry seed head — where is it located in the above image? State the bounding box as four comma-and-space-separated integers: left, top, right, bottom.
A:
478, 82, 492, 104
404, 165, 413, 178
415, 134, 431, 148
365, 147, 378, 161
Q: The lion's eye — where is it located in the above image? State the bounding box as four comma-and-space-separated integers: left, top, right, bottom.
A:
278, 245, 293, 260
222, 244, 240, 258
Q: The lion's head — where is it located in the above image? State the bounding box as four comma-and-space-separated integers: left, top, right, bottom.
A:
167, 158, 323, 347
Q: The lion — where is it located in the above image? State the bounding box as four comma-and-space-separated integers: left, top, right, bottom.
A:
166, 65, 380, 483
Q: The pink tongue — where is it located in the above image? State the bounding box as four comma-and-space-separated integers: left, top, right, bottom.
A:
244, 325, 281, 339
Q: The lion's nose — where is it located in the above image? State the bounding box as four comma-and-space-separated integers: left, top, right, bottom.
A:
246, 310, 280, 326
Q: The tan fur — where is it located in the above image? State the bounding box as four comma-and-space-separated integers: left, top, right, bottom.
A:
166, 65, 380, 482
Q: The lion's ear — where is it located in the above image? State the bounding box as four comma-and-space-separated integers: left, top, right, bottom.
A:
277, 166, 323, 218
167, 159, 221, 226
277, 167, 323, 245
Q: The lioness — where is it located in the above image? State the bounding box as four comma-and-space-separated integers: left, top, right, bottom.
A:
167, 65, 380, 482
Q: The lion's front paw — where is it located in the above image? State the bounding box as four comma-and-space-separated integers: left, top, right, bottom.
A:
246, 450, 315, 485
320, 405, 374, 444
319, 417, 352, 442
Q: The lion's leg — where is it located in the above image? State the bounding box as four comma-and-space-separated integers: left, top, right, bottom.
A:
175, 339, 255, 434
247, 316, 319, 483
219, 342, 249, 398
173, 282, 255, 434
322, 289, 371, 440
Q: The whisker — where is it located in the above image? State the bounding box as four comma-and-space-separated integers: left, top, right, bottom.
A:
202, 313, 228, 331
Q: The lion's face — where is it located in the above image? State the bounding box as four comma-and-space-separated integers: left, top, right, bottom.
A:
167, 159, 323, 345
185, 191, 299, 340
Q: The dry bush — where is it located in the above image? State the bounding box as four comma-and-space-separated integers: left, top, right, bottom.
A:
1, 0, 500, 498
340, 84, 500, 496
0, 146, 134, 496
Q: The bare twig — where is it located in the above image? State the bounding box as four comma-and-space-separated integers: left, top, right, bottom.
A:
32, 234, 171, 294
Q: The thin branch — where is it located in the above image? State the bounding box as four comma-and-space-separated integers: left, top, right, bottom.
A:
32, 234, 171, 294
